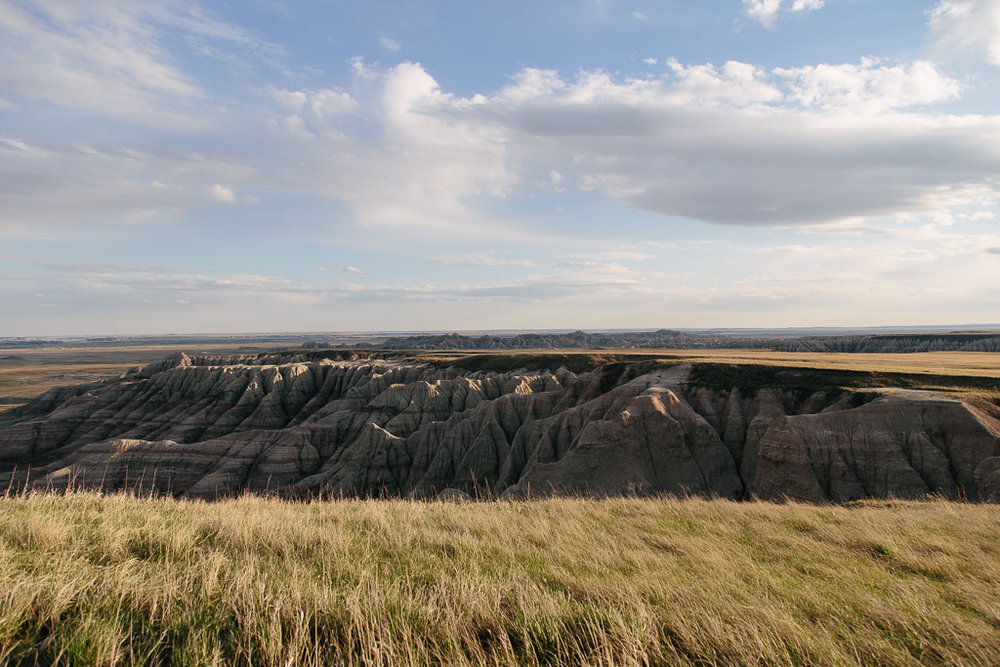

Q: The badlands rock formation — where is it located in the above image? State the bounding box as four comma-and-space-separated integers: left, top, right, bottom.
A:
1, 353, 999, 502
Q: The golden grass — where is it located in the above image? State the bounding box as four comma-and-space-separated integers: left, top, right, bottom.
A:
659, 349, 1000, 377
0, 494, 998, 665
418, 348, 1000, 378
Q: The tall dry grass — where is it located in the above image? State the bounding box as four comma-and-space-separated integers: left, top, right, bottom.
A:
0, 493, 998, 665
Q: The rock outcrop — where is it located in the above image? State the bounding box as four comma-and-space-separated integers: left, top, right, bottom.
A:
1, 354, 998, 502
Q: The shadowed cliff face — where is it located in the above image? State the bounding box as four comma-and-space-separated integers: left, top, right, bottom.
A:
1, 353, 998, 502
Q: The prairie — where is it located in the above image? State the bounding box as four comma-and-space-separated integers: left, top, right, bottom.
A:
0, 493, 998, 665
415, 348, 1000, 378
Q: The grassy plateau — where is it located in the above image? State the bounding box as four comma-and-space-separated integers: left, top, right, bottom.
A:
1, 493, 998, 665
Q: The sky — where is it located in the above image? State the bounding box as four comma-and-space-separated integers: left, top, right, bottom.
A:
1, 0, 999, 336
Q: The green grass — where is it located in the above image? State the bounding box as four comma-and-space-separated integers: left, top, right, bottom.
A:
0, 494, 998, 665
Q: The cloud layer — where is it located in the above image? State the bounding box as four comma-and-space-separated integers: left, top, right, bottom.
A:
264, 57, 996, 231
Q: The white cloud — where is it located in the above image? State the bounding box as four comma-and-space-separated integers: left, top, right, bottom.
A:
632, 11, 648, 20
643, 57, 658, 65
240, 57, 999, 235
0, 0, 269, 127
664, 58, 781, 105
0, 137, 254, 234
379, 35, 401, 52
929, 0, 1000, 66
444, 60, 989, 228
267, 61, 518, 238
4, 49, 995, 239
263, 85, 357, 138
342, 266, 363, 274
744, 0, 824, 28
206, 183, 236, 203
774, 58, 961, 112
744, 0, 782, 27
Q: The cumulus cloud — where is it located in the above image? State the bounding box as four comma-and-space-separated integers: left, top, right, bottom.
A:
265, 86, 357, 119
774, 58, 960, 111
315, 59, 990, 229
342, 266, 363, 274
929, 0, 1000, 66
227, 56, 1000, 237
265, 61, 517, 237
744, 0, 824, 28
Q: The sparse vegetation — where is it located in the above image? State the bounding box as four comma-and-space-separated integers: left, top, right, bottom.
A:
440, 352, 675, 375
686, 362, 1000, 397
1, 493, 998, 665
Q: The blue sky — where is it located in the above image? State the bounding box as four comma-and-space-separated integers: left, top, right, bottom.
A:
1, 0, 999, 336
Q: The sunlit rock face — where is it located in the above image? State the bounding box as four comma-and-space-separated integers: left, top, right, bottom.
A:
2, 353, 999, 502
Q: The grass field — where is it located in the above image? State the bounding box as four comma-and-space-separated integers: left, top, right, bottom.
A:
417, 348, 1000, 378
0, 493, 998, 665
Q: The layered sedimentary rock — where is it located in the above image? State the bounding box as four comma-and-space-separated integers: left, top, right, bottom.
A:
1, 353, 998, 502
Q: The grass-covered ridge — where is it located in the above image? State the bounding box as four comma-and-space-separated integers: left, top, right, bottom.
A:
1, 494, 998, 665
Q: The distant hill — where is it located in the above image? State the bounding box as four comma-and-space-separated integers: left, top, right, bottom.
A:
374, 330, 1000, 353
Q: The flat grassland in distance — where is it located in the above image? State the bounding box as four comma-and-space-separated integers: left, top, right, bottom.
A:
0, 344, 278, 412
0, 494, 998, 666
413, 348, 1000, 378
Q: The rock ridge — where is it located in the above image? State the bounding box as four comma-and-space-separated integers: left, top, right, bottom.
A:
1, 354, 998, 502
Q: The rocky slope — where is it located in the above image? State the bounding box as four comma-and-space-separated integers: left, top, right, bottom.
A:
1, 353, 998, 502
